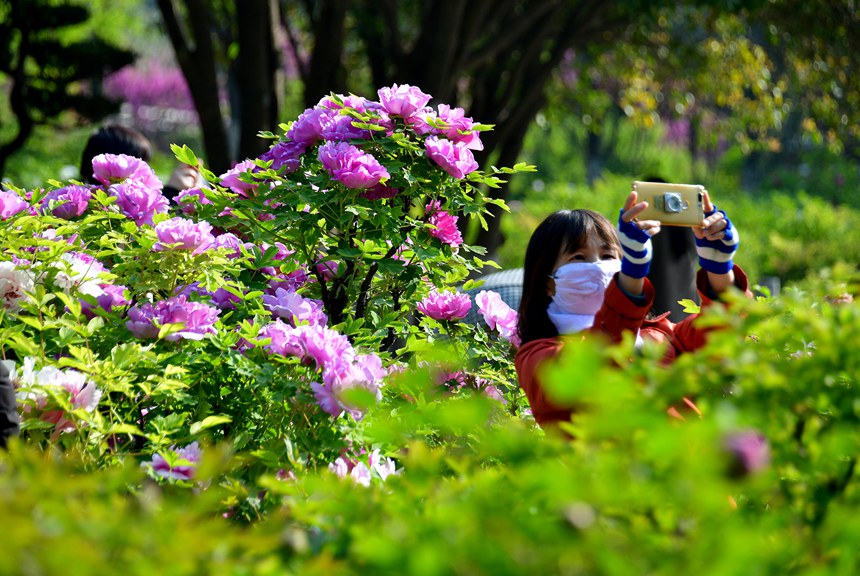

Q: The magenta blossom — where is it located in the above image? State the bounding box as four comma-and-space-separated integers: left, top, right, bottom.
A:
318, 141, 389, 189
476, 290, 520, 346
417, 290, 472, 321
219, 159, 259, 196
154, 217, 215, 254
424, 135, 478, 179
377, 84, 432, 120
145, 442, 202, 481
125, 302, 161, 339
259, 140, 306, 173
425, 200, 463, 248
319, 94, 370, 113
40, 185, 92, 219
0, 191, 30, 219
109, 180, 169, 226
262, 287, 327, 326
81, 284, 130, 319
92, 153, 162, 189
173, 187, 212, 215
435, 104, 484, 150
287, 106, 335, 146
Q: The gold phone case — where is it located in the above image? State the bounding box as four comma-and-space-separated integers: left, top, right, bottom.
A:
633, 181, 705, 226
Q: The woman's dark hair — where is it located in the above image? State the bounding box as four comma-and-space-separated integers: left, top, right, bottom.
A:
517, 209, 620, 345
79, 124, 152, 184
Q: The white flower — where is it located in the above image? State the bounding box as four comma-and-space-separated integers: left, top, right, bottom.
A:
0, 261, 35, 313
52, 253, 107, 298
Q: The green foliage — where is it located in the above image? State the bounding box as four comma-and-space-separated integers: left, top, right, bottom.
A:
2, 268, 859, 573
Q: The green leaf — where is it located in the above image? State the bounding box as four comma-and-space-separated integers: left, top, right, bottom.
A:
678, 299, 701, 314
190, 415, 233, 436
170, 143, 199, 167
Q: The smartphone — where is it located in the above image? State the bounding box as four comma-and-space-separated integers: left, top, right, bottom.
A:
633, 181, 705, 226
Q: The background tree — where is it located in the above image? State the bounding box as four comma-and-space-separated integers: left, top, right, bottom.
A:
0, 0, 134, 179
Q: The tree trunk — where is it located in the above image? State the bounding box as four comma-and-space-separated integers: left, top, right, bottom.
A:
156, 0, 232, 173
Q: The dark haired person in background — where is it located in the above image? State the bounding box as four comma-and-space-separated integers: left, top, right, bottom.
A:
79, 124, 199, 202
0, 362, 19, 449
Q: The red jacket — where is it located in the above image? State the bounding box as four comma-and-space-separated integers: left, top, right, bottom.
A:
515, 266, 751, 429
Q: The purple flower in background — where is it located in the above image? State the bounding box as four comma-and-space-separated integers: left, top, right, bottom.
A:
724, 431, 771, 478
476, 290, 520, 346
436, 104, 484, 150
145, 442, 202, 481
287, 107, 334, 146
0, 191, 29, 219
109, 180, 169, 226
315, 259, 339, 282
262, 287, 327, 326
360, 183, 399, 201
126, 296, 219, 341
378, 84, 432, 120
92, 153, 162, 189
125, 302, 161, 339
259, 141, 306, 173
211, 233, 248, 259
81, 284, 130, 319
318, 141, 389, 189
425, 200, 463, 248
40, 186, 92, 219
175, 282, 240, 311
311, 381, 342, 417
154, 217, 215, 254
173, 187, 212, 215
219, 159, 258, 197
417, 290, 472, 321
157, 295, 220, 341
424, 136, 478, 179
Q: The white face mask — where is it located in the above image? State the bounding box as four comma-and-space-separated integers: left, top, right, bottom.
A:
547, 259, 620, 332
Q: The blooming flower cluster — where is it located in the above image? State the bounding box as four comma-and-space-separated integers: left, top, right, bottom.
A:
425, 200, 463, 248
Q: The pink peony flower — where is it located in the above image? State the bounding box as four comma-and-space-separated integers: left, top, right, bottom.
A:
435, 104, 484, 150
109, 180, 169, 226
92, 153, 162, 189
424, 135, 478, 179
0, 191, 30, 219
126, 296, 219, 341
145, 442, 202, 481
154, 217, 215, 254
476, 290, 520, 346
321, 113, 373, 141
318, 141, 389, 189
287, 106, 335, 146
425, 200, 463, 248
173, 187, 212, 215
258, 140, 306, 172
40, 185, 92, 219
0, 261, 35, 313
417, 290, 472, 321
377, 84, 432, 120
262, 287, 327, 326
219, 159, 259, 196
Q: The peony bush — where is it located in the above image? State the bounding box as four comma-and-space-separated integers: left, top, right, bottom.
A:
0, 84, 532, 508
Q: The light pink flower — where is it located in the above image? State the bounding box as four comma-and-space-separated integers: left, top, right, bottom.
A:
476, 290, 520, 346
0, 261, 35, 313
262, 287, 327, 326
40, 185, 92, 219
287, 107, 335, 145
154, 217, 215, 254
258, 140, 306, 173
108, 180, 169, 226
173, 187, 212, 215
435, 104, 484, 150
